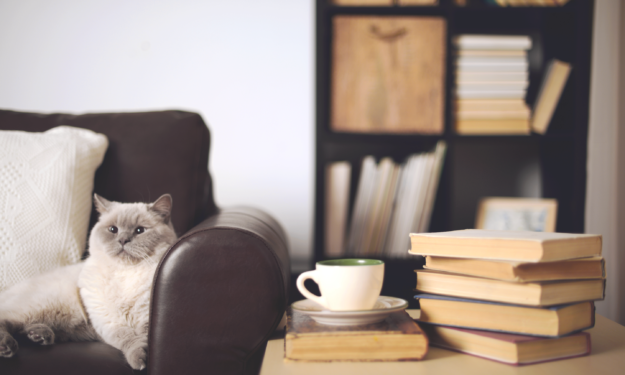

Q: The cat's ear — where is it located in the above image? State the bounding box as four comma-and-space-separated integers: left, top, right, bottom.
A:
94, 194, 113, 214
150, 194, 172, 222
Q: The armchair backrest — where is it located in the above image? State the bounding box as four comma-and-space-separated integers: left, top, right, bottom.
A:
0, 109, 218, 236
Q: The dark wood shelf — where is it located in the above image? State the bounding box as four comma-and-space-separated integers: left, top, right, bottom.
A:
312, 0, 594, 304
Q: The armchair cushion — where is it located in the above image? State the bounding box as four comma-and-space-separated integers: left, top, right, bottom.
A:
0, 126, 108, 291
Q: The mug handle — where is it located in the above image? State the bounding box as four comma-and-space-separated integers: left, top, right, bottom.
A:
296, 270, 327, 308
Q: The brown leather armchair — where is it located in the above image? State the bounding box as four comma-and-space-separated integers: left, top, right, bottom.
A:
0, 109, 290, 375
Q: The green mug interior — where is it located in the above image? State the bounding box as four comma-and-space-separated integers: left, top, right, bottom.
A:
317, 259, 384, 266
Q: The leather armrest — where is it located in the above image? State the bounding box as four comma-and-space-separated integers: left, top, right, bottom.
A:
147, 207, 290, 375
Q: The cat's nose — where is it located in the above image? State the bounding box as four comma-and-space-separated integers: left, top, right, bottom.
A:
119, 239, 130, 245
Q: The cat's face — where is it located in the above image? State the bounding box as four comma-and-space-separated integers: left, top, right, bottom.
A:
89, 194, 177, 265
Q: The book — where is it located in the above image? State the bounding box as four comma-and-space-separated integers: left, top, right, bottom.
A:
455, 88, 527, 99
455, 119, 530, 135
424, 255, 605, 282
333, 0, 439, 4
363, 157, 400, 255
457, 49, 527, 57
455, 98, 529, 111
422, 324, 591, 365
414, 269, 605, 306
456, 56, 529, 70
456, 81, 529, 92
453, 34, 532, 51
384, 141, 447, 257
284, 308, 429, 361
415, 141, 447, 233
408, 229, 602, 262
331, 16, 446, 134
531, 59, 572, 134
385, 154, 430, 257
346, 156, 377, 255
456, 71, 529, 82
416, 294, 595, 337
324, 161, 352, 257
455, 64, 529, 73
456, 109, 530, 120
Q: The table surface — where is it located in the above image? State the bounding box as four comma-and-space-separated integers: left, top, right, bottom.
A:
260, 309, 625, 375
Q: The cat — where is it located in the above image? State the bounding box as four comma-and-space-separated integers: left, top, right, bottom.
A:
0, 194, 177, 370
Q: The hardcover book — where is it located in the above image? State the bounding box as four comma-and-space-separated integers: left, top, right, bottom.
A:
414, 270, 605, 307
424, 256, 605, 282
416, 294, 595, 337
408, 229, 602, 262
422, 324, 591, 365
531, 59, 572, 134
285, 308, 429, 361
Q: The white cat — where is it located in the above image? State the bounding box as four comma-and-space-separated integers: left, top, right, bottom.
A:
0, 194, 177, 370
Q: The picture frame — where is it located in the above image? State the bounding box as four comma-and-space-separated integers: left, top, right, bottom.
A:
475, 197, 558, 232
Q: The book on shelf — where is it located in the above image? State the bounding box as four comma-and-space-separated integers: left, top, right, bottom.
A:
486, 0, 571, 7
416, 294, 595, 337
455, 98, 529, 112
456, 81, 529, 92
455, 88, 527, 99
363, 158, 400, 255
456, 71, 529, 82
421, 324, 591, 366
324, 161, 352, 257
345, 156, 377, 256
414, 141, 447, 234
333, 0, 439, 5
408, 229, 602, 262
456, 109, 530, 120
453, 34, 532, 51
455, 119, 530, 135
284, 308, 429, 361
424, 255, 605, 282
414, 269, 605, 307
457, 49, 527, 58
331, 16, 446, 134
343, 141, 447, 258
456, 56, 529, 71
531, 59, 572, 134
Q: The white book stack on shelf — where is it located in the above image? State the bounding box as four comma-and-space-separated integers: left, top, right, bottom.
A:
325, 141, 447, 259
453, 34, 532, 135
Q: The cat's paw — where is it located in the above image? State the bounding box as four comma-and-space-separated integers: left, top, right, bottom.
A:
124, 341, 147, 370
25, 324, 55, 345
0, 332, 18, 358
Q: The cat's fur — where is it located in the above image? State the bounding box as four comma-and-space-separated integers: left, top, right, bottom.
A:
0, 194, 177, 370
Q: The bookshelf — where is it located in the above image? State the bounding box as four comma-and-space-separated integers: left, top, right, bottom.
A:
309, 0, 594, 307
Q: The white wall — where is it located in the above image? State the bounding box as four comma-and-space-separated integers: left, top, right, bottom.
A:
0, 0, 315, 267
587, 0, 625, 325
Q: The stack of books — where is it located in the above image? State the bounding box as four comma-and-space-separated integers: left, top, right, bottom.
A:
408, 229, 605, 365
453, 34, 532, 134
324, 141, 447, 258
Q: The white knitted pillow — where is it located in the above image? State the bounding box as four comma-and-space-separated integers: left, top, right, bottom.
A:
0, 126, 108, 291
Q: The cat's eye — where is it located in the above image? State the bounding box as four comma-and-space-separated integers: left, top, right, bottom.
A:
108, 226, 118, 234
135, 227, 145, 234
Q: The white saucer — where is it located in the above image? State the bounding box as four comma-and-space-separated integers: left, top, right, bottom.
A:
291, 296, 408, 326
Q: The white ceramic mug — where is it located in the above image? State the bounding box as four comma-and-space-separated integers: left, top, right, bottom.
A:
296, 259, 384, 311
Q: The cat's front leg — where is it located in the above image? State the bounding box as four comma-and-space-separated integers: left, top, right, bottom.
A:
122, 334, 148, 371
23, 323, 55, 345
100, 325, 148, 370
0, 323, 18, 358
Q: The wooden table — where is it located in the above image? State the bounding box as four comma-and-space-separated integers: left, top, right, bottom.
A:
260, 310, 625, 375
